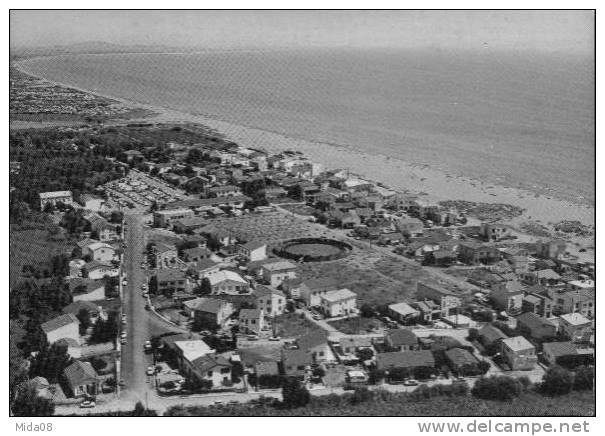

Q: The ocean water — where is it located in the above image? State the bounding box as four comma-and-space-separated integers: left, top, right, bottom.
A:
19, 48, 595, 205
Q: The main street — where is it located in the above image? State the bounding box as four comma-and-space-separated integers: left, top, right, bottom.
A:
119, 213, 152, 405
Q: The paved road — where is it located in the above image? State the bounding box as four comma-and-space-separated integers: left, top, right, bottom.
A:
119, 213, 155, 405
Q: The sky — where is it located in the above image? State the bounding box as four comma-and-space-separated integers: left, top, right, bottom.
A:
10, 10, 594, 53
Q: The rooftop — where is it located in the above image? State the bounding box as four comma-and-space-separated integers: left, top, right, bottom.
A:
41, 313, 79, 333
322, 288, 357, 303
262, 261, 298, 272
174, 340, 214, 362
40, 190, 72, 199
502, 336, 534, 352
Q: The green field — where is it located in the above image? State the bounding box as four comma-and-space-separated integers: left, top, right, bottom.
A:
164, 390, 595, 417
9, 226, 76, 287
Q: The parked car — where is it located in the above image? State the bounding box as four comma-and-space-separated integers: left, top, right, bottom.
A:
247, 334, 259, 341
403, 379, 419, 386
142, 292, 149, 298
146, 366, 155, 376
268, 336, 281, 341
79, 400, 96, 408
120, 338, 127, 345
144, 340, 152, 353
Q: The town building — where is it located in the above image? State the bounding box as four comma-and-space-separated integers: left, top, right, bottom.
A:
388, 302, 420, 324
63, 361, 99, 398
152, 242, 179, 269
39, 190, 73, 210
153, 208, 195, 228
156, 269, 190, 296
445, 348, 480, 375
500, 336, 537, 371
261, 261, 298, 287
41, 313, 80, 345
416, 282, 461, 317
209, 270, 249, 295
78, 194, 105, 212
254, 285, 287, 317
67, 277, 106, 302
480, 222, 512, 241
239, 309, 265, 335
82, 241, 115, 263
376, 350, 435, 373
515, 312, 558, 340
237, 241, 267, 262
457, 241, 501, 265
82, 261, 118, 280
186, 354, 232, 388
384, 329, 418, 351
319, 288, 357, 317
183, 298, 235, 329
490, 281, 524, 313
559, 313, 592, 343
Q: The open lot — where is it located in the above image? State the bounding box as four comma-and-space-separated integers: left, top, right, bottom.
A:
327, 316, 385, 335
207, 210, 331, 243
274, 312, 323, 338
9, 226, 76, 287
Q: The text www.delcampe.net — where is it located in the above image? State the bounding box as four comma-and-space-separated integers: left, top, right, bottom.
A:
418, 420, 590, 434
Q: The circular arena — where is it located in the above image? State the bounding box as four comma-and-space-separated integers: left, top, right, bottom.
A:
274, 237, 353, 262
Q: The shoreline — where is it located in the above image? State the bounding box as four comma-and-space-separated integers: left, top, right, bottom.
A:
13, 58, 594, 255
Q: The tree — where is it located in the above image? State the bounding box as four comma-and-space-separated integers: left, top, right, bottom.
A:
206, 235, 221, 251
76, 308, 91, 335
477, 360, 491, 375
89, 312, 119, 344
197, 278, 212, 296
350, 386, 373, 405
573, 366, 594, 391
131, 401, 157, 416
281, 377, 310, 409
541, 365, 573, 396
356, 348, 374, 363
28, 342, 72, 384
359, 303, 374, 318
471, 376, 523, 401
11, 383, 55, 416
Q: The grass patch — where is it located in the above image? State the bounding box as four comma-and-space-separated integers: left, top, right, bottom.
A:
274, 312, 322, 338
9, 225, 76, 287
164, 389, 595, 417
327, 316, 384, 335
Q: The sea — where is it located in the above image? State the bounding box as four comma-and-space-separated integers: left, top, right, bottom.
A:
17, 48, 595, 207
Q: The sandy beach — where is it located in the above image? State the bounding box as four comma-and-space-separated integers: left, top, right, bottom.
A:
14, 59, 595, 260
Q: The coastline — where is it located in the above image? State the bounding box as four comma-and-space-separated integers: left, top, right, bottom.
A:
13, 58, 594, 257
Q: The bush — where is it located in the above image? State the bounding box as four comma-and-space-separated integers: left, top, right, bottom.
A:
541, 365, 573, 396
359, 304, 374, 318
573, 366, 594, 391
281, 377, 310, 409
350, 387, 373, 405
471, 376, 523, 401
477, 360, 491, 375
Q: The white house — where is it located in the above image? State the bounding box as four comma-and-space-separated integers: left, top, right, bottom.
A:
237, 241, 267, 262
79, 194, 105, 212
239, 308, 265, 334
209, 270, 249, 295
254, 285, 287, 317
39, 190, 73, 210
41, 314, 80, 345
320, 288, 357, 318
261, 261, 298, 287
68, 278, 106, 302
82, 242, 115, 263
82, 261, 119, 280
559, 313, 593, 343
